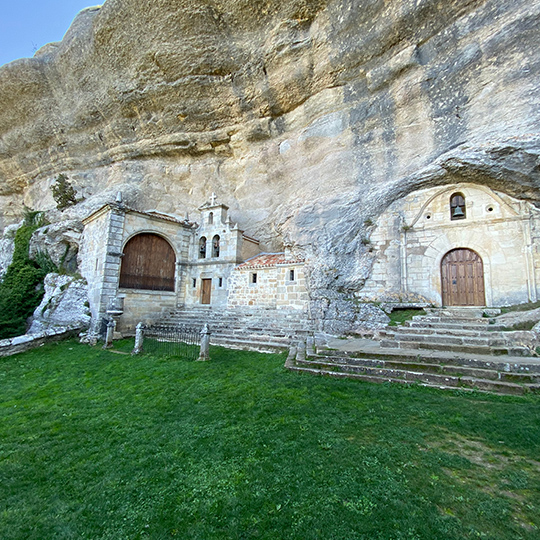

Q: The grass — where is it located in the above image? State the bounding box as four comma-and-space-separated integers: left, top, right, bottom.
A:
388, 308, 427, 326
499, 300, 540, 314
1, 340, 539, 540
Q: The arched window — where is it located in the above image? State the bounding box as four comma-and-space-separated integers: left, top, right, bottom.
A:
450, 193, 466, 220
208, 212, 214, 225
199, 237, 207, 259
119, 233, 175, 291
212, 235, 220, 258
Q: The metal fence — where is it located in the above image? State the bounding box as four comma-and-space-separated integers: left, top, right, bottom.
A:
140, 324, 202, 361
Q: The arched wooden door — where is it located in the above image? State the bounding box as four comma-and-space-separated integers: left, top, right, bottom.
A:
441, 249, 485, 306
119, 233, 176, 291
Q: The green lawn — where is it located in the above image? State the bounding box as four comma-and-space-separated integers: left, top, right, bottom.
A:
1, 340, 539, 540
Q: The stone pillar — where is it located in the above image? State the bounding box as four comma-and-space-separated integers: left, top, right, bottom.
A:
132, 322, 144, 355
103, 318, 116, 349
295, 339, 306, 362
197, 323, 211, 361
306, 334, 315, 355
96, 206, 126, 334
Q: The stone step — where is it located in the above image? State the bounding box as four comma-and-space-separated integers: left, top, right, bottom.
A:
291, 357, 537, 395
380, 338, 531, 357
211, 335, 289, 352
162, 321, 307, 337
157, 308, 311, 352
379, 326, 508, 340
319, 345, 540, 374
404, 320, 504, 331
380, 331, 510, 347
411, 315, 494, 325
215, 331, 291, 342
165, 315, 311, 331
390, 326, 507, 338
312, 355, 540, 383
424, 307, 492, 318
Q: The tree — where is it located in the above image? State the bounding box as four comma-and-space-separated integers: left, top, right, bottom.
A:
51, 173, 80, 210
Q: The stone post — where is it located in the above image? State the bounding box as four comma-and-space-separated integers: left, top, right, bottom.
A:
197, 323, 211, 361
132, 322, 144, 355
306, 334, 315, 356
295, 339, 306, 362
103, 318, 116, 349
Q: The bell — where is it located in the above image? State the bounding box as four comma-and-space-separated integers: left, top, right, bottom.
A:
452, 206, 465, 217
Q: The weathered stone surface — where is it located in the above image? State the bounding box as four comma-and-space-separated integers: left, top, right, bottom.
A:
0, 221, 20, 278
497, 308, 540, 329
311, 294, 390, 336
29, 273, 91, 334
1, 0, 540, 329
29, 220, 83, 273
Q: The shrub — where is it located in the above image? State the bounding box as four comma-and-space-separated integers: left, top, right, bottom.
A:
0, 214, 54, 339
51, 173, 81, 210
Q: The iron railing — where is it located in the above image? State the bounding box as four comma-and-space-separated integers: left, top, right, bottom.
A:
141, 324, 202, 360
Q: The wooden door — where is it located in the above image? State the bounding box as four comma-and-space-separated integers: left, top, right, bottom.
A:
441, 249, 485, 306
201, 278, 212, 304
119, 233, 175, 291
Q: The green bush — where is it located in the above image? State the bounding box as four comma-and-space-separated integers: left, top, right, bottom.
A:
51, 173, 82, 210
0, 214, 53, 339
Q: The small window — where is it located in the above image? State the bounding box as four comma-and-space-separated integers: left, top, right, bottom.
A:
251, 273, 257, 284
289, 269, 295, 281
218, 277, 223, 288
208, 212, 214, 225
212, 235, 220, 258
199, 236, 207, 259
192, 278, 197, 288
450, 193, 466, 220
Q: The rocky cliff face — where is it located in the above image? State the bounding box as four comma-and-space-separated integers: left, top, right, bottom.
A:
1, 0, 539, 315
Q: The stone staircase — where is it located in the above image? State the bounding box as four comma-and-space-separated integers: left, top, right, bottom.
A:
379, 307, 532, 357
156, 307, 313, 352
285, 308, 540, 395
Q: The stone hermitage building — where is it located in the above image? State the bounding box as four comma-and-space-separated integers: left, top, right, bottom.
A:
80, 194, 309, 334
77, 182, 540, 336
360, 183, 540, 309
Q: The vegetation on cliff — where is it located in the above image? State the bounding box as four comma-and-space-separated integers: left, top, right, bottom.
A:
0, 210, 56, 339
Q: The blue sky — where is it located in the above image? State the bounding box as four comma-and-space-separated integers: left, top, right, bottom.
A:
0, 1, 97, 67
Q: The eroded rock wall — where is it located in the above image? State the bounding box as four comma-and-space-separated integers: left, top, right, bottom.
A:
1, 0, 539, 320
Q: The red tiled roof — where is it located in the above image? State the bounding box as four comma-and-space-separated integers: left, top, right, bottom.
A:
235, 253, 305, 270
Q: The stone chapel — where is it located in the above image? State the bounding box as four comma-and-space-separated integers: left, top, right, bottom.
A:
359, 183, 540, 309
79, 194, 309, 334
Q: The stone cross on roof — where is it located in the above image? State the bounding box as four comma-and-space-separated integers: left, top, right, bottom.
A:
209, 192, 217, 205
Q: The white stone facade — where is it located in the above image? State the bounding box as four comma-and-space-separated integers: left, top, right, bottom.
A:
79, 197, 309, 334
360, 183, 540, 307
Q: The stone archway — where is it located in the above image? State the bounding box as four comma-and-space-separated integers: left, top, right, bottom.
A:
441, 248, 486, 306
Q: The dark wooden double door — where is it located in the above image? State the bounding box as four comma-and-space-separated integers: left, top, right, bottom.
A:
441, 248, 485, 306
119, 233, 176, 291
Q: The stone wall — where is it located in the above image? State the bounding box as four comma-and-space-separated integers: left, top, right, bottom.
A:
79, 205, 115, 328
118, 290, 177, 332
228, 262, 308, 311
0, 328, 81, 358
184, 263, 232, 308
